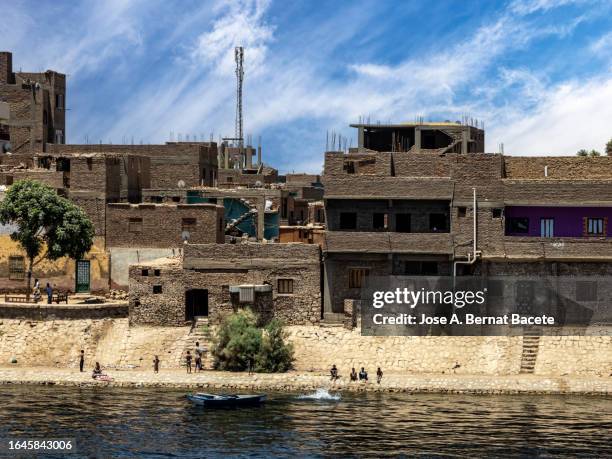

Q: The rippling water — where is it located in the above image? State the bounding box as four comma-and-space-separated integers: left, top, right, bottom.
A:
0, 385, 610, 457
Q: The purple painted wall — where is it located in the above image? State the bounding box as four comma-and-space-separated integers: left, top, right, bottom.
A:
505, 206, 612, 237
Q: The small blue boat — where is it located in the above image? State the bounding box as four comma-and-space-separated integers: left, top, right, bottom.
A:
187, 393, 266, 408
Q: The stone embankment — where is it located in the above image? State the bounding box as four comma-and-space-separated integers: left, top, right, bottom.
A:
0, 367, 610, 395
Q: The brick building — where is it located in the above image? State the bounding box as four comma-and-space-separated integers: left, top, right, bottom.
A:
128, 243, 321, 326
322, 122, 612, 317
0, 51, 65, 155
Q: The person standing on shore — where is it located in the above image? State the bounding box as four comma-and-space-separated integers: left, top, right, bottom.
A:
376, 367, 383, 384
195, 342, 202, 372
185, 351, 192, 373
46, 283, 53, 304
153, 355, 160, 373
79, 350, 84, 372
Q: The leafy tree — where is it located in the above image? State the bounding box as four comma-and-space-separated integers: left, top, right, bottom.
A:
576, 149, 588, 157
255, 319, 294, 373
212, 309, 262, 371
606, 138, 612, 156
589, 150, 601, 157
0, 180, 94, 298
211, 309, 294, 372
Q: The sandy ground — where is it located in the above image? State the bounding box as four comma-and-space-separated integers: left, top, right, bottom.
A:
0, 366, 610, 395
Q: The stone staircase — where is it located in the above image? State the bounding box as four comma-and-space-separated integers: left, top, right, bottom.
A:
176, 317, 215, 370
519, 327, 542, 374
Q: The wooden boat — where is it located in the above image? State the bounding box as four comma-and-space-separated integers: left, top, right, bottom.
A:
187, 393, 266, 407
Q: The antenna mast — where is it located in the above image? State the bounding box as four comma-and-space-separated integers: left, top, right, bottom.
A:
234, 46, 244, 148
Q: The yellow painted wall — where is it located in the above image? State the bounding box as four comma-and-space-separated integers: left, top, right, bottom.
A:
0, 236, 109, 292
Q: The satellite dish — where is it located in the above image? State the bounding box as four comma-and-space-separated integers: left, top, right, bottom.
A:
177, 180, 186, 188
181, 230, 190, 242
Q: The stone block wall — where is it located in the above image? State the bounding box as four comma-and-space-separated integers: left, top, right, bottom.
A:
106, 203, 224, 248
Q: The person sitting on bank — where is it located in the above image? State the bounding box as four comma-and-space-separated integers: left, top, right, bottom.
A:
359, 367, 368, 381
376, 367, 383, 384
330, 364, 339, 381
350, 367, 358, 382
91, 362, 113, 381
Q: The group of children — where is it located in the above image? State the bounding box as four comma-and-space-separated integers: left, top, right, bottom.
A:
185, 341, 206, 373
330, 364, 383, 384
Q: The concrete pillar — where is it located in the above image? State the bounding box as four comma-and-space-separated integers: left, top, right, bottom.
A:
358, 126, 365, 152
462, 129, 469, 154
257, 198, 265, 241
224, 145, 229, 169
246, 147, 252, 169
415, 127, 421, 153
257, 145, 262, 167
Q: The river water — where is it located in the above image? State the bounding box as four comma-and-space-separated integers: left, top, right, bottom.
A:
0, 385, 610, 457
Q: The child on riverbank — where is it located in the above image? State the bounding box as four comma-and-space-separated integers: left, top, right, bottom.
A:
185, 351, 192, 373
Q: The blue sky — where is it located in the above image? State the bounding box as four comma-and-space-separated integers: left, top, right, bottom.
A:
3, 0, 612, 172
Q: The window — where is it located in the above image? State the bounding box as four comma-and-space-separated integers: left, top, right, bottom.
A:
339, 212, 357, 230
55, 93, 64, 109
372, 213, 388, 231
492, 208, 503, 219
404, 261, 438, 276
154, 269, 160, 277
141, 269, 149, 277
540, 218, 554, 237
576, 281, 597, 301
54, 129, 64, 144
429, 213, 447, 232
396, 213, 411, 233
8, 256, 25, 280
226, 177, 233, 183
585, 217, 605, 236
349, 268, 369, 289
172, 196, 181, 203
129, 218, 143, 233
182, 218, 197, 231
151, 196, 163, 203
153, 285, 162, 294
277, 278, 294, 294
344, 161, 355, 174
86, 158, 93, 170
457, 207, 467, 218
507, 217, 529, 234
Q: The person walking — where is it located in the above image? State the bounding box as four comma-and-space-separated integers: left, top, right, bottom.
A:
376, 367, 383, 384
185, 351, 192, 373
46, 283, 53, 304
153, 355, 160, 373
79, 350, 85, 372
195, 342, 202, 372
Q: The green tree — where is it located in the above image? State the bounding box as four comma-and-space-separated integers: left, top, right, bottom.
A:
0, 180, 94, 298
255, 319, 294, 373
606, 138, 612, 156
589, 150, 601, 157
576, 149, 588, 157
212, 309, 262, 371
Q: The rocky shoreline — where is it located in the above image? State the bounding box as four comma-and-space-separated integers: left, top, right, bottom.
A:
0, 367, 610, 395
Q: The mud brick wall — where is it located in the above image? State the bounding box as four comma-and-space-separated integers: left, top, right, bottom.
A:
106, 203, 224, 248
503, 180, 612, 205
70, 156, 121, 200
11, 170, 64, 189
504, 157, 612, 179
392, 152, 452, 177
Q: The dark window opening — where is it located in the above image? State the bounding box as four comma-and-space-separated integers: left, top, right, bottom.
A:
182, 218, 197, 231
507, 217, 529, 234
153, 285, 162, 294
396, 213, 411, 233
172, 196, 181, 203
8, 256, 25, 280
404, 261, 438, 276
429, 213, 447, 232
277, 278, 294, 294
492, 208, 503, 219
344, 161, 355, 174
349, 268, 369, 289
185, 289, 208, 320
339, 212, 357, 230
154, 269, 160, 276
457, 207, 466, 217
141, 269, 149, 276
373, 213, 387, 231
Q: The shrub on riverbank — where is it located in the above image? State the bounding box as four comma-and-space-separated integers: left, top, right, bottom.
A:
211, 309, 294, 373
